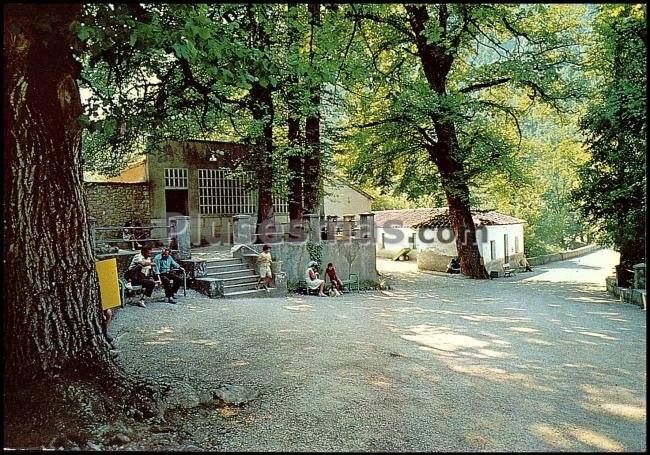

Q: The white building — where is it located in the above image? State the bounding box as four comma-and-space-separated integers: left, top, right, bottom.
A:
374, 208, 526, 273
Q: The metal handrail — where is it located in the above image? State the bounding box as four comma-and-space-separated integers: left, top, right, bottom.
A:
96, 225, 172, 231
236, 244, 259, 256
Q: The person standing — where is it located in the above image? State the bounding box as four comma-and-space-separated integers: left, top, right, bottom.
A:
127, 244, 159, 308
256, 244, 273, 293
519, 255, 533, 272
153, 247, 184, 303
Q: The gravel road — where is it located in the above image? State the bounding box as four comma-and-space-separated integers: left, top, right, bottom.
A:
111, 248, 646, 451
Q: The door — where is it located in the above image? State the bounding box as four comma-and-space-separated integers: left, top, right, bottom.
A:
165, 189, 188, 217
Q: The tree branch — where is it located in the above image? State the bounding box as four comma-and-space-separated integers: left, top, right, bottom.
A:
459, 77, 511, 93
348, 5, 415, 40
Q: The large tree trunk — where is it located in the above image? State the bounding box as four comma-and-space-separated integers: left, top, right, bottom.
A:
406, 4, 488, 279
246, 6, 275, 242
287, 3, 304, 224
303, 3, 322, 215
3, 3, 118, 391
433, 136, 490, 279
250, 82, 275, 239
4, 5, 161, 447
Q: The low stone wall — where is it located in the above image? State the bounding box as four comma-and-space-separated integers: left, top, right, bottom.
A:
417, 245, 600, 275
606, 276, 646, 309
417, 251, 452, 272
237, 240, 378, 289
528, 244, 601, 266
96, 251, 138, 274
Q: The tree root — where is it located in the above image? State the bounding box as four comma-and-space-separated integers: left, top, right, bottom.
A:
3, 371, 166, 449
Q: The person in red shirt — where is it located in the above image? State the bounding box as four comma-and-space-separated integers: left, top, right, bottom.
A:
325, 263, 343, 297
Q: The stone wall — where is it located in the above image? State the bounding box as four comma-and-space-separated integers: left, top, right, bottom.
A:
606, 276, 646, 309
235, 240, 378, 289
416, 251, 453, 272
527, 244, 601, 266
85, 182, 151, 228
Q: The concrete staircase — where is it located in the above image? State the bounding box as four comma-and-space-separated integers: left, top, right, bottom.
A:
193, 256, 276, 298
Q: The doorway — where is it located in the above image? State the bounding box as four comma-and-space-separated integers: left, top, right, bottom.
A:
165, 189, 188, 217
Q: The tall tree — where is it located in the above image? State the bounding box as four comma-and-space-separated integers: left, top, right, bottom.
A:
286, 3, 305, 223
245, 5, 276, 234
341, 4, 586, 278
573, 4, 646, 281
4, 4, 159, 446
303, 3, 323, 215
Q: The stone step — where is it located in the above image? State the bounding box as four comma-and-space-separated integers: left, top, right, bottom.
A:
207, 268, 257, 279
223, 280, 261, 291
220, 275, 259, 284
203, 257, 241, 265
223, 288, 276, 297
205, 263, 249, 272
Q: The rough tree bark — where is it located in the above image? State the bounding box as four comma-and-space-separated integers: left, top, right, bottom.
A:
250, 81, 275, 236
287, 3, 304, 224
303, 2, 322, 215
247, 6, 275, 240
406, 4, 489, 279
3, 3, 118, 391
4, 5, 160, 447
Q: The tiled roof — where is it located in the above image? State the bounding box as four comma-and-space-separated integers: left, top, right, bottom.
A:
374, 208, 526, 228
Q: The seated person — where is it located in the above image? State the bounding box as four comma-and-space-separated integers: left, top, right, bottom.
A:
446, 257, 461, 274
305, 261, 326, 297
325, 263, 343, 297
126, 245, 159, 308
153, 247, 184, 304
519, 256, 533, 272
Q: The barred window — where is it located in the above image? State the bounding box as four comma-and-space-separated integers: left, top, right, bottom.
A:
164, 168, 188, 189
198, 168, 289, 215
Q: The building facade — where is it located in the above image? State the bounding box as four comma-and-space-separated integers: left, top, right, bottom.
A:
84, 140, 373, 245
374, 208, 526, 273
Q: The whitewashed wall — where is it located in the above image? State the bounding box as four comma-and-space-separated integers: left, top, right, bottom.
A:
478, 224, 525, 262
323, 182, 372, 217
414, 227, 457, 255
376, 223, 525, 265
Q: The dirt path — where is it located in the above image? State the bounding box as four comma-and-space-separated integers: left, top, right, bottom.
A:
108, 248, 645, 451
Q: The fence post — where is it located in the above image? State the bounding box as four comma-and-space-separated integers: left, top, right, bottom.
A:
359, 212, 375, 243
233, 214, 253, 245
88, 215, 97, 255
342, 214, 355, 239
326, 215, 338, 241
633, 263, 646, 289
170, 215, 192, 260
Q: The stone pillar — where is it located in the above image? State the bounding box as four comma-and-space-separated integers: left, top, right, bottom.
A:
170, 215, 192, 259
633, 263, 646, 289
359, 212, 375, 243
326, 215, 338, 241
342, 214, 355, 239
233, 214, 253, 245
88, 216, 97, 255
304, 213, 321, 243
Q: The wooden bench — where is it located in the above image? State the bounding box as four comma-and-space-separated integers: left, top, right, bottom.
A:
295, 280, 321, 296
118, 268, 187, 306
340, 273, 360, 293
503, 264, 516, 277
